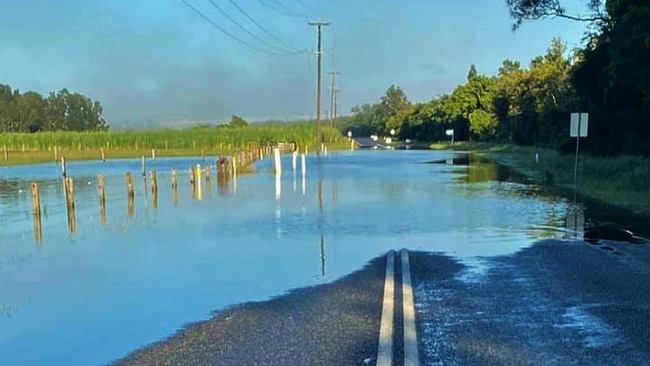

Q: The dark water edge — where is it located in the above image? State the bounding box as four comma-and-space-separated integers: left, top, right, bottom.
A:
481, 152, 650, 239
419, 147, 649, 240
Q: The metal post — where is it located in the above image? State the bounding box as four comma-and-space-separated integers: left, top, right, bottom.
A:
573, 114, 581, 206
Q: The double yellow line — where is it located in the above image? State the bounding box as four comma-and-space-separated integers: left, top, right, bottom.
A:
377, 249, 420, 366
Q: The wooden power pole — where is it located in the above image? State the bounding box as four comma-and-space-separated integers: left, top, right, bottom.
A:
328, 71, 339, 129
309, 21, 330, 141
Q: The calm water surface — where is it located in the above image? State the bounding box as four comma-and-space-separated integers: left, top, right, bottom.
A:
0, 150, 571, 365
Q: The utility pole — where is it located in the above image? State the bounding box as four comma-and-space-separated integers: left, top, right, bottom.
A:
309, 21, 330, 142
328, 71, 339, 129
333, 87, 339, 129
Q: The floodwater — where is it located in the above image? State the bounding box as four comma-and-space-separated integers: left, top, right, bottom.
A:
1, 149, 579, 365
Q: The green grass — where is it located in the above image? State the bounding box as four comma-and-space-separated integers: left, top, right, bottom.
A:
0, 123, 344, 166
429, 141, 504, 151
482, 146, 650, 217
427, 141, 649, 217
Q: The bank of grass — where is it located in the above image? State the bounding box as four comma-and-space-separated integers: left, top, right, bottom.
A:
0, 123, 344, 166
430, 141, 650, 217
429, 141, 502, 151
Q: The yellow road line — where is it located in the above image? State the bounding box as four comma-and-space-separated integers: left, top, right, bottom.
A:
377, 250, 395, 366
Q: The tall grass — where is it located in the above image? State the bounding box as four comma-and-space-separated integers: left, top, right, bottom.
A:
484, 145, 650, 216
0, 123, 342, 152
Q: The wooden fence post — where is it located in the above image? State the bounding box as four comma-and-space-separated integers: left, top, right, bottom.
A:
150, 170, 158, 210
171, 168, 178, 206
126, 172, 134, 218
31, 182, 42, 244
98, 174, 106, 226
65, 177, 76, 235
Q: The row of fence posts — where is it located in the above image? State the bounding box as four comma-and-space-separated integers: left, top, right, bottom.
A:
27, 143, 296, 244
275, 146, 309, 199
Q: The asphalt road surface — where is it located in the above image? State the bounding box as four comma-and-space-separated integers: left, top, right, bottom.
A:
111, 239, 650, 366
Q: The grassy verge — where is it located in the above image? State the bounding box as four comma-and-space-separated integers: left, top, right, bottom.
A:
429, 141, 507, 151
428, 140, 649, 217
0, 148, 243, 166
482, 145, 649, 218
0, 140, 351, 167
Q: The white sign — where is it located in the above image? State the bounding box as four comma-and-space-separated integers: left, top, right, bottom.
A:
445, 129, 454, 136
347, 131, 352, 138
570, 113, 588, 137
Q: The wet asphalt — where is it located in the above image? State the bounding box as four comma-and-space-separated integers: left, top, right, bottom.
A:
411, 240, 650, 365
110, 240, 650, 366
110, 256, 386, 366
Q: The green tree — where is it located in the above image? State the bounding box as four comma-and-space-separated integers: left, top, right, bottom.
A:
507, 0, 650, 155
16, 91, 47, 132
376, 85, 410, 135
229, 114, 248, 128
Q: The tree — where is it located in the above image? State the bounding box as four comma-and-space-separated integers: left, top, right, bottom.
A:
16, 91, 47, 132
506, 0, 607, 30
229, 114, 248, 128
0, 84, 107, 132
377, 85, 410, 135
507, 0, 650, 155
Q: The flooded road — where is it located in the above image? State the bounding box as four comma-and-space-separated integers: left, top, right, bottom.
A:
0, 149, 632, 365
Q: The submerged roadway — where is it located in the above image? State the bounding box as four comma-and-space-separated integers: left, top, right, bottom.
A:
112, 238, 650, 366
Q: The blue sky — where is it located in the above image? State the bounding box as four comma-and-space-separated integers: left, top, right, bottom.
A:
0, 0, 593, 127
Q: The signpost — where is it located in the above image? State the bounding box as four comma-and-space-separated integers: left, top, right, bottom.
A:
445, 129, 454, 145
570, 112, 588, 206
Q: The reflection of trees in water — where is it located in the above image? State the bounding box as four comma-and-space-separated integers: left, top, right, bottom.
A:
464, 155, 515, 184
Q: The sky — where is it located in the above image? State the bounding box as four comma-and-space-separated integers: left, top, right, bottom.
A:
0, 0, 593, 128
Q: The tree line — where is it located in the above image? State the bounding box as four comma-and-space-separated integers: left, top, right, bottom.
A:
340, 0, 649, 156
0, 84, 107, 132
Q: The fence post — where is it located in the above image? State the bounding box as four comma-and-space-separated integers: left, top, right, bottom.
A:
31, 182, 42, 244
150, 170, 158, 210
98, 174, 106, 226
126, 172, 134, 218
65, 177, 76, 234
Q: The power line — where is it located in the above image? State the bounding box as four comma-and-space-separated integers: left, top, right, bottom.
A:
293, 0, 311, 14
258, 0, 307, 19
204, 0, 294, 54
180, 0, 283, 55
226, 0, 300, 52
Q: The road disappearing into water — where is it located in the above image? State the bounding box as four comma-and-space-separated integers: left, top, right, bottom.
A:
114, 238, 650, 365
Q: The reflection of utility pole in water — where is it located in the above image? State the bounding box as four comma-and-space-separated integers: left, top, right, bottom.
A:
317, 154, 326, 277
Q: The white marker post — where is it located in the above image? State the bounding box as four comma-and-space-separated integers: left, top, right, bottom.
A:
301, 153, 307, 195
274, 148, 282, 200
570, 112, 588, 206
